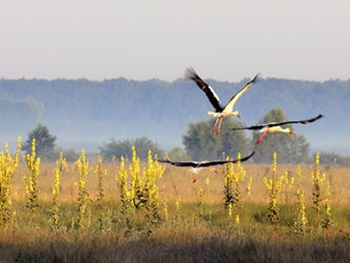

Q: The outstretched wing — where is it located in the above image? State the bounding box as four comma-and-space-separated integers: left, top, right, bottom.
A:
159, 151, 255, 169
265, 114, 324, 127
158, 159, 199, 167
223, 73, 260, 112
196, 151, 255, 167
185, 67, 223, 112
231, 124, 267, 131
232, 114, 323, 131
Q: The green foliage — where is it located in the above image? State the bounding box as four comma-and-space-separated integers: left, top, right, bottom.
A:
166, 147, 190, 161
252, 108, 310, 163
99, 136, 164, 161
21, 124, 57, 159
0, 78, 349, 158
183, 118, 249, 160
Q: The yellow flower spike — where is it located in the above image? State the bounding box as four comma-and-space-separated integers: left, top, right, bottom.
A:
228, 202, 233, 218
294, 188, 308, 234
0, 137, 21, 224
235, 215, 240, 225
247, 177, 252, 197
263, 152, 284, 225
206, 177, 210, 186
24, 138, 40, 210
76, 148, 89, 231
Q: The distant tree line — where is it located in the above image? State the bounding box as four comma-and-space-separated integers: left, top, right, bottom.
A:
20, 107, 349, 166
0, 77, 349, 157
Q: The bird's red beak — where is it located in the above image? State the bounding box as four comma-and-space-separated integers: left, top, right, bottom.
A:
290, 131, 296, 135
237, 113, 241, 119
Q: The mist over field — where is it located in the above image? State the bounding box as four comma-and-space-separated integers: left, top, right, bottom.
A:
0, 77, 349, 155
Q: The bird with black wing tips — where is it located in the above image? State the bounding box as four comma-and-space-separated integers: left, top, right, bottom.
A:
159, 151, 255, 183
231, 114, 323, 144
185, 67, 259, 135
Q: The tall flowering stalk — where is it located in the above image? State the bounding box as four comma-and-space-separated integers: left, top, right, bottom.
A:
312, 152, 326, 212
294, 165, 309, 235
223, 153, 246, 209
76, 149, 89, 231
246, 177, 253, 200
116, 155, 135, 230
321, 179, 335, 230
263, 152, 285, 226
143, 150, 165, 225
51, 152, 67, 231
0, 137, 21, 225
117, 156, 133, 215
129, 145, 143, 208
283, 172, 294, 204
233, 153, 247, 207
95, 157, 106, 207
174, 196, 183, 223
223, 154, 234, 209
24, 139, 41, 210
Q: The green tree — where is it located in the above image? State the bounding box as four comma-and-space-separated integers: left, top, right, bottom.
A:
251, 108, 310, 163
21, 124, 57, 158
166, 147, 190, 161
99, 136, 164, 161
182, 118, 249, 160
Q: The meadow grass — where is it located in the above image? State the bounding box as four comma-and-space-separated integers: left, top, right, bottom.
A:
0, 148, 350, 262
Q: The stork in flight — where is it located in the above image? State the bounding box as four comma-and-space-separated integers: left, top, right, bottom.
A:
232, 114, 323, 144
159, 151, 255, 183
185, 67, 259, 135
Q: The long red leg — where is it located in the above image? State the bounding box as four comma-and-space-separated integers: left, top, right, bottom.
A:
257, 131, 268, 144
216, 116, 224, 135
192, 173, 199, 183
212, 118, 219, 134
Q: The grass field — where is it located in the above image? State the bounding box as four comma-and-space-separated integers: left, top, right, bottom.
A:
0, 145, 350, 262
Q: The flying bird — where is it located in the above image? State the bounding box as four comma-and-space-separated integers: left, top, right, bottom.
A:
159, 151, 255, 183
185, 67, 259, 135
232, 114, 323, 144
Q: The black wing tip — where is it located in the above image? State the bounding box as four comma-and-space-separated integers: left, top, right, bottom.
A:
306, 114, 324, 123
243, 151, 255, 160
184, 67, 198, 80
251, 73, 261, 83
230, 151, 255, 163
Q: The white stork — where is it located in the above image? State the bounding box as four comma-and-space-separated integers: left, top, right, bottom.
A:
185, 67, 259, 135
159, 151, 255, 183
232, 114, 323, 144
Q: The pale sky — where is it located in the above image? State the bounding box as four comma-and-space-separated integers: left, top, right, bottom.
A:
1, 0, 349, 82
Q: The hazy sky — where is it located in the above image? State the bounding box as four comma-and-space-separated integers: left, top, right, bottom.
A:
1, 0, 349, 82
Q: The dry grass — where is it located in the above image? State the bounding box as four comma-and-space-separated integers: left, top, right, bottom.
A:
1, 157, 350, 262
